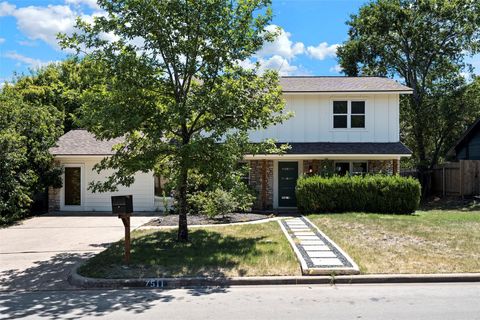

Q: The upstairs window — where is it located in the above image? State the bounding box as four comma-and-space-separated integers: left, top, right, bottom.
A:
333, 101, 348, 128
351, 101, 365, 128
333, 100, 365, 129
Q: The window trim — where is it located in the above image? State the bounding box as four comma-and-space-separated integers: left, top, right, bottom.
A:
331, 99, 367, 130
61, 163, 85, 210
334, 161, 368, 175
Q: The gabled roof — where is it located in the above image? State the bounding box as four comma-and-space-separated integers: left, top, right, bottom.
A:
447, 118, 480, 157
49, 130, 123, 155
279, 76, 413, 93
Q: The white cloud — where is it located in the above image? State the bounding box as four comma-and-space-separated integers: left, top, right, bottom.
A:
238, 55, 310, 76
4, 51, 51, 68
0, 1, 105, 50
65, 0, 101, 10
257, 25, 305, 59
0, 1, 15, 16
0, 37, 5, 44
17, 40, 37, 47
260, 55, 298, 75
241, 25, 308, 75
11, 4, 78, 48
329, 64, 343, 74
307, 42, 339, 60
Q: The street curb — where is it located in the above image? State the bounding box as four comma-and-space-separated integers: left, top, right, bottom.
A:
68, 264, 480, 289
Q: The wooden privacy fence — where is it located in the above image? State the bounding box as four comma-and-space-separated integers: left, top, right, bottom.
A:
431, 160, 480, 197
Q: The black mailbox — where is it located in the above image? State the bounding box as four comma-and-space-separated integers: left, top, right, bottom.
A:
111, 195, 133, 216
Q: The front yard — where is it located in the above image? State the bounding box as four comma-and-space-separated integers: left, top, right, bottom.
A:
309, 209, 480, 274
80, 206, 480, 279
79, 222, 300, 279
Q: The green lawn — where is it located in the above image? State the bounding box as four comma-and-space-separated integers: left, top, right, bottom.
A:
309, 209, 480, 274
80, 206, 480, 278
79, 221, 300, 279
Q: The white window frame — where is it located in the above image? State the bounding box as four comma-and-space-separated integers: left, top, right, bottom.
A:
331, 100, 366, 130
61, 163, 85, 211
334, 161, 368, 175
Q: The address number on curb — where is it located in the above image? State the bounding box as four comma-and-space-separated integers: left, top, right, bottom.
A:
145, 279, 166, 288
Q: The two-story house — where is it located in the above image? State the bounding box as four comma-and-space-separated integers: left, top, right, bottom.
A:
48, 76, 412, 212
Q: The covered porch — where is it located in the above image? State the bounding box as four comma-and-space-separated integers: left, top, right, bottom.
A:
244, 142, 412, 211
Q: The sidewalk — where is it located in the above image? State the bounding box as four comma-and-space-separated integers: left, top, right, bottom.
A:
278, 216, 359, 275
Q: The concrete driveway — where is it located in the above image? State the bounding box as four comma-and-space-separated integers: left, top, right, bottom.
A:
0, 213, 155, 291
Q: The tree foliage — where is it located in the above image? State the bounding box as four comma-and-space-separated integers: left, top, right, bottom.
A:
337, 0, 480, 180
59, 0, 288, 241
7, 58, 85, 132
0, 90, 62, 224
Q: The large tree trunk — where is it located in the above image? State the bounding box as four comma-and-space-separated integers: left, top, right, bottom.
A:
177, 163, 189, 242
410, 94, 430, 198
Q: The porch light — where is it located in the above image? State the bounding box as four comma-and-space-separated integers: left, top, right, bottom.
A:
308, 165, 313, 174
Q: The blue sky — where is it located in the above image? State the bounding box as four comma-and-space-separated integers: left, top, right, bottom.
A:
0, 0, 478, 83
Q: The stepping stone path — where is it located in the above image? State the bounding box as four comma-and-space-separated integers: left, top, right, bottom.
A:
279, 217, 359, 275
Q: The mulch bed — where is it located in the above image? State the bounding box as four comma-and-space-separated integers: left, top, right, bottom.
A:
144, 212, 280, 227
421, 196, 480, 211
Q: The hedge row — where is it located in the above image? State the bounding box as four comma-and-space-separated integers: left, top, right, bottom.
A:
296, 175, 421, 214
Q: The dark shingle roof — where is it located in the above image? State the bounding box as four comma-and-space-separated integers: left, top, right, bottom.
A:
279, 76, 412, 93
277, 142, 412, 155
447, 118, 480, 158
50, 130, 124, 155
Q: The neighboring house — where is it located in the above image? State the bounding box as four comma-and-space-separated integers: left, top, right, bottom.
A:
48, 76, 413, 212
447, 118, 480, 161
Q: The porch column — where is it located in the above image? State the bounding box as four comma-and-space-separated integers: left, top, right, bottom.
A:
249, 159, 274, 211
262, 159, 267, 210
393, 159, 399, 175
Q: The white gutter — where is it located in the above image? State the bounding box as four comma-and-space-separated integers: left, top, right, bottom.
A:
244, 154, 410, 160
282, 91, 413, 95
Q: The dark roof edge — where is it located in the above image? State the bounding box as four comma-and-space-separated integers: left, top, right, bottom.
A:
447, 118, 480, 157
52, 153, 114, 156
282, 89, 413, 93
280, 76, 390, 78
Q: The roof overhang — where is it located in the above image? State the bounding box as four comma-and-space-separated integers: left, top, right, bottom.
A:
244, 154, 410, 160
282, 90, 413, 95
53, 154, 112, 158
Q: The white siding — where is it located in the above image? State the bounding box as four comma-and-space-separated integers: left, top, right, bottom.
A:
58, 157, 155, 211
249, 93, 400, 143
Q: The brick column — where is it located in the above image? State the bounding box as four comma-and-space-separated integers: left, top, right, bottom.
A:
393, 159, 400, 175
48, 186, 61, 212
249, 160, 273, 210
48, 160, 61, 212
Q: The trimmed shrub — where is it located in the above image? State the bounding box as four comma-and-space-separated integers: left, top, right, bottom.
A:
296, 174, 421, 214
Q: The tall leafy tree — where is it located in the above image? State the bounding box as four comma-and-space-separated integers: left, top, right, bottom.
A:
0, 90, 63, 224
337, 0, 480, 188
9, 58, 85, 132
59, 0, 287, 241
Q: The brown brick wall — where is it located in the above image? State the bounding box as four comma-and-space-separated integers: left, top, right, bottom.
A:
303, 159, 334, 176
48, 160, 61, 212
48, 186, 61, 212
248, 160, 273, 210
368, 160, 395, 174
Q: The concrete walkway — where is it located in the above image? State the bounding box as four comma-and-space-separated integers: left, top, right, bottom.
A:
0, 213, 154, 291
279, 217, 359, 275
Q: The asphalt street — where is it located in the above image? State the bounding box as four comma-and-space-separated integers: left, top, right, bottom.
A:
1, 283, 479, 319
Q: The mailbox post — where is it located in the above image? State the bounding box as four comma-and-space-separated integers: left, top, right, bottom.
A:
111, 195, 133, 264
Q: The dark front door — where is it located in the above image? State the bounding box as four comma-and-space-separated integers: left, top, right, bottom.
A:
278, 162, 298, 207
